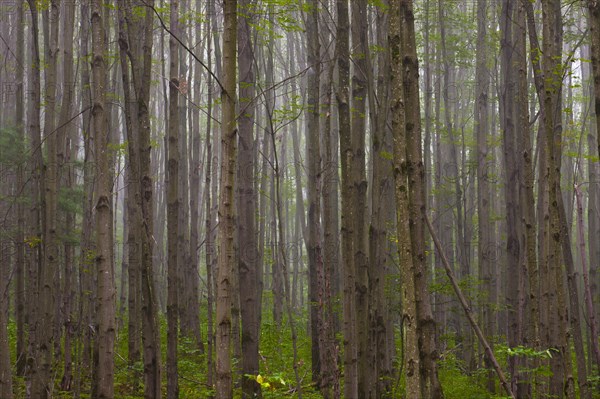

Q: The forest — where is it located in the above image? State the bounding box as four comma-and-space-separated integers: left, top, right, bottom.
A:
0, 0, 600, 398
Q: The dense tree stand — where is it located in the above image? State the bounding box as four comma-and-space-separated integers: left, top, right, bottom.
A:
0, 1, 598, 398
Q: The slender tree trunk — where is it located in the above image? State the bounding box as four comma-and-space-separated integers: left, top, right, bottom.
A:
267, 84, 305, 399
438, 3, 471, 362
91, 0, 116, 396
264, 11, 283, 327
474, 0, 497, 387
433, 34, 450, 348
350, 2, 370, 395
117, 4, 141, 391
257, 111, 268, 327
336, 1, 358, 396
237, 1, 261, 396
306, 0, 323, 387
400, 1, 443, 397
589, 0, 600, 340
76, 4, 96, 392
123, 2, 162, 396
167, 0, 180, 397
390, 2, 421, 396
287, 32, 307, 313
557, 188, 589, 398
500, 1, 526, 393
33, 1, 60, 396
60, 141, 77, 391
522, 2, 553, 393
119, 186, 129, 329
514, 3, 534, 396
15, 0, 26, 378
582, 31, 600, 368
0, 211, 12, 399
188, 0, 205, 355
368, 3, 394, 397
140, 17, 162, 399
590, 1, 600, 184
59, 1, 76, 389
574, 185, 600, 369
216, 1, 237, 397
205, 0, 216, 389
320, 16, 340, 397
26, 0, 49, 396
516, 0, 539, 358
175, 0, 191, 346
542, 1, 571, 396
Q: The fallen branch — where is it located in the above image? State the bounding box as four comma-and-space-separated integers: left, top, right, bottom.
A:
424, 213, 515, 399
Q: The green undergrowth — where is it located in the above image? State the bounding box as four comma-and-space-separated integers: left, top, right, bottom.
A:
6, 305, 600, 398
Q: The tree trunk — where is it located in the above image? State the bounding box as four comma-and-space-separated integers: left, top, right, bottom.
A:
389, 2, 421, 396
205, 0, 216, 388
583, 3, 600, 371
306, 0, 323, 387
237, 1, 261, 396
122, 2, 162, 396
91, 0, 116, 395
500, 1, 526, 393
474, 0, 497, 387
514, 3, 534, 396
590, 1, 600, 180
188, 0, 205, 355
320, 16, 340, 397
350, 1, 370, 395
26, 0, 50, 396
57, 0, 76, 390
287, 32, 307, 313
589, 0, 600, 343
515, 0, 540, 359
216, 0, 237, 397
14, 0, 26, 378
336, 1, 358, 396
117, 4, 142, 391
542, 1, 571, 395
522, 1, 553, 393
167, 0, 180, 397
400, 1, 443, 396
77, 4, 96, 393
0, 215, 12, 399
368, 3, 394, 397
33, 1, 60, 396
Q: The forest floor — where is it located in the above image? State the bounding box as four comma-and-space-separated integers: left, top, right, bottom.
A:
6, 303, 598, 398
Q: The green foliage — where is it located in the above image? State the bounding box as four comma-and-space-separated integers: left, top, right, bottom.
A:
272, 95, 303, 127
429, 270, 486, 306
59, 185, 84, 215
25, 235, 42, 248
495, 344, 555, 360
5, 311, 597, 399
369, 0, 389, 11
245, 0, 304, 42
256, 312, 322, 399
0, 127, 26, 165
438, 354, 496, 399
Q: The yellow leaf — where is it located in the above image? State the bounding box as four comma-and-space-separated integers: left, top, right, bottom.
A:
256, 375, 263, 384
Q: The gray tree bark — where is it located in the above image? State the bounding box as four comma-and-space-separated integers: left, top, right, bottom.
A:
400, 1, 443, 396
91, 0, 116, 395
306, 0, 323, 387
167, 0, 180, 396
216, 1, 237, 397
237, 1, 261, 395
